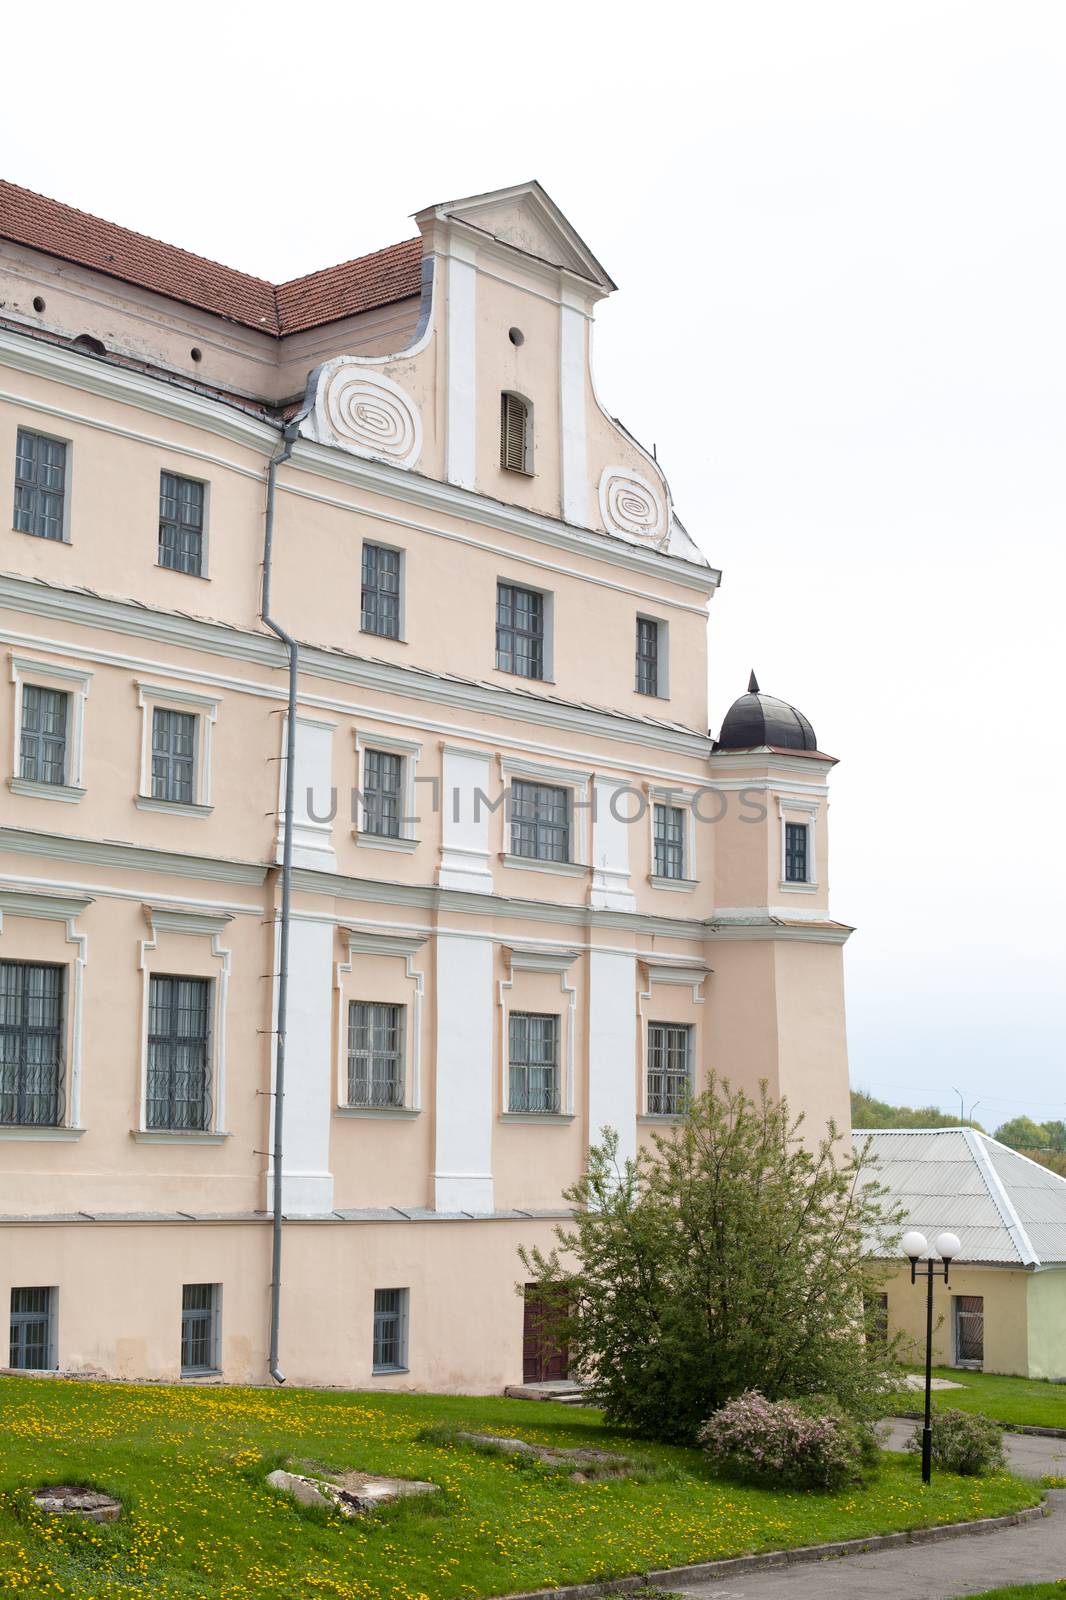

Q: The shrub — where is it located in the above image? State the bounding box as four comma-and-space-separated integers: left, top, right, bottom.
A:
699, 1390, 877, 1492
906, 1409, 1006, 1476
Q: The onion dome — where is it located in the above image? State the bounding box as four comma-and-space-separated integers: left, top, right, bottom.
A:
715, 671, 818, 752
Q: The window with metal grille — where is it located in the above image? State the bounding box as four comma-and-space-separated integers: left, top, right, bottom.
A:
372, 1287, 409, 1372
864, 1291, 889, 1347
181, 1283, 220, 1374
509, 1012, 559, 1113
653, 803, 686, 880
647, 1021, 692, 1115
500, 393, 531, 473
0, 961, 64, 1127
348, 1001, 405, 1108
954, 1294, 984, 1366
785, 822, 809, 882
362, 749, 404, 838
151, 707, 197, 805
511, 779, 570, 862
13, 429, 67, 541
9, 1287, 56, 1370
146, 975, 211, 1131
496, 583, 545, 679
159, 472, 206, 575
19, 686, 69, 785
636, 617, 660, 695
361, 543, 401, 639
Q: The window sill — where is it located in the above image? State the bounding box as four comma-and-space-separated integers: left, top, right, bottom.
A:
0, 1125, 85, 1141
156, 561, 209, 581
360, 628, 407, 645
130, 1129, 230, 1145
494, 669, 556, 686
181, 1370, 222, 1382
372, 1365, 409, 1376
500, 853, 586, 878
136, 795, 213, 818
9, 777, 85, 804
638, 1113, 684, 1124
12, 528, 71, 545
778, 879, 818, 893
499, 1112, 574, 1125
649, 874, 697, 892
335, 1106, 420, 1120
353, 832, 420, 853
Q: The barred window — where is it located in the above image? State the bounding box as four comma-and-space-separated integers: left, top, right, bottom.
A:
13, 429, 67, 541
151, 708, 197, 805
511, 779, 569, 863
348, 1001, 404, 1108
146, 975, 211, 1131
636, 617, 660, 696
9, 1287, 56, 1370
19, 686, 69, 786
181, 1283, 220, 1374
647, 1021, 692, 1116
373, 1287, 409, 1372
496, 583, 544, 680
785, 822, 809, 883
653, 803, 686, 880
361, 544, 401, 639
159, 472, 205, 576
0, 961, 64, 1127
363, 749, 403, 838
509, 1012, 559, 1113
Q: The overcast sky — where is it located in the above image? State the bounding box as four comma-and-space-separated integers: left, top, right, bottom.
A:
3, 1, 1063, 1131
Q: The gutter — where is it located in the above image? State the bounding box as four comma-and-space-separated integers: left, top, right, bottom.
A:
261, 425, 299, 1383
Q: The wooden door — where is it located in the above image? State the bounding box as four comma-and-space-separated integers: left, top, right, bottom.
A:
522, 1285, 569, 1382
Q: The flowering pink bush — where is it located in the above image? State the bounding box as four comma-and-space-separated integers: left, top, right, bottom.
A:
698, 1391, 875, 1491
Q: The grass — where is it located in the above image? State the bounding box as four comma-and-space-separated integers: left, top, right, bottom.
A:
0, 1377, 1044, 1600
963, 1589, 1066, 1598
885, 1368, 1066, 1430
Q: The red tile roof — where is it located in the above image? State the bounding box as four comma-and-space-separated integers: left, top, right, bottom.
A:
0, 181, 422, 336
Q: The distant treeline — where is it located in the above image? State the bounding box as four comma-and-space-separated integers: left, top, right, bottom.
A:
851, 1090, 1066, 1178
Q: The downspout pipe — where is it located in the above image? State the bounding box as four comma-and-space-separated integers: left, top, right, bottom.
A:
262, 425, 299, 1384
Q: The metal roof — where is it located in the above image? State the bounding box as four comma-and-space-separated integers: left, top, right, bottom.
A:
854, 1127, 1066, 1268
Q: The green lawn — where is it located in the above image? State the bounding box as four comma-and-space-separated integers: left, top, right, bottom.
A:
964, 1588, 1066, 1598
0, 1377, 1043, 1600
885, 1369, 1066, 1431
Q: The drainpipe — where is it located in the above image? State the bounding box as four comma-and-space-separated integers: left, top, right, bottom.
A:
261, 426, 299, 1384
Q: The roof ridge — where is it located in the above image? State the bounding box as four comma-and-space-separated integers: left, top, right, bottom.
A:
963, 1126, 1039, 1266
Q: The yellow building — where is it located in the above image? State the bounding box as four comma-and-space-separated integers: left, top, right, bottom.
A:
858, 1128, 1066, 1380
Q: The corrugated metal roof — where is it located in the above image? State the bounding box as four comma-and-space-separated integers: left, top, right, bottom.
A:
854, 1127, 1066, 1267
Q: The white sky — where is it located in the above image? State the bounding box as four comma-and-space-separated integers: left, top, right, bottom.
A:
3, 0, 1063, 1131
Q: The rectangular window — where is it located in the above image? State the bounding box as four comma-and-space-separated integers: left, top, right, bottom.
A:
19, 686, 69, 786
636, 617, 660, 696
511, 779, 570, 863
9, 1287, 56, 1370
180, 1283, 220, 1375
361, 544, 401, 640
653, 803, 685, 880
496, 583, 544, 680
954, 1294, 984, 1367
0, 961, 64, 1127
362, 749, 404, 838
13, 429, 66, 541
785, 822, 809, 883
151, 708, 197, 805
373, 1288, 409, 1372
509, 1012, 559, 1113
347, 1001, 405, 1108
158, 472, 205, 576
647, 1021, 692, 1116
865, 1291, 889, 1347
146, 975, 211, 1131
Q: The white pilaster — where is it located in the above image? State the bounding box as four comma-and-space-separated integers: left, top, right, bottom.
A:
438, 744, 494, 893
278, 714, 336, 871
589, 776, 635, 911
434, 933, 494, 1213
588, 950, 637, 1166
560, 295, 588, 526
446, 246, 477, 490
271, 917, 334, 1215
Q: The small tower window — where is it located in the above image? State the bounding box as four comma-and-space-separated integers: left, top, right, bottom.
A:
500, 392, 532, 475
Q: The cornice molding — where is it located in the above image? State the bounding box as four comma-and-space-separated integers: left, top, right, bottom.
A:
0, 825, 267, 885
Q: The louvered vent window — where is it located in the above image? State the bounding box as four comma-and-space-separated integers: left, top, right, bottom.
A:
500, 393, 532, 474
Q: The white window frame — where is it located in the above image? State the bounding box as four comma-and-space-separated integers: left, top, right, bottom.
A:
495, 578, 555, 683
498, 946, 578, 1122
134, 903, 232, 1143
637, 960, 708, 1120
352, 730, 422, 851
135, 682, 220, 817
334, 929, 426, 1118
499, 754, 591, 876
777, 795, 819, 892
647, 785, 697, 891
13, 425, 73, 544
180, 1281, 222, 1377
359, 539, 406, 642
9, 1284, 59, 1370
372, 1286, 410, 1374
0, 888, 91, 1139
157, 467, 211, 580
9, 654, 92, 803
635, 613, 669, 699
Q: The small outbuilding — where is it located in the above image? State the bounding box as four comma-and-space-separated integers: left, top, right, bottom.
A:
855, 1127, 1066, 1380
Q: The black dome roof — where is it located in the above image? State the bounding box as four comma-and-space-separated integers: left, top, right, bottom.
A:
715, 672, 818, 752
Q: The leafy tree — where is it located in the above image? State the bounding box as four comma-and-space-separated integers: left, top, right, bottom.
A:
521, 1078, 902, 1445
1043, 1121, 1066, 1154
994, 1115, 1051, 1151
850, 1089, 982, 1131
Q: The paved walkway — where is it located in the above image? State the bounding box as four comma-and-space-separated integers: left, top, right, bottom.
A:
673, 1489, 1066, 1600
880, 1417, 1066, 1480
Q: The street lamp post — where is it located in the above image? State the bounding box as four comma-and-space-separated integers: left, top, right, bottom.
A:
902, 1229, 962, 1484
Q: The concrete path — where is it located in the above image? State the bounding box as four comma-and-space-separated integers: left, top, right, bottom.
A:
880, 1417, 1066, 1480
672, 1489, 1066, 1600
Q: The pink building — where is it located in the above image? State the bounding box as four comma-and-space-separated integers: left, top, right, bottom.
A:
0, 179, 851, 1388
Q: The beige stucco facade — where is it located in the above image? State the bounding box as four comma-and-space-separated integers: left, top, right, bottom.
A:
0, 181, 852, 1389
876, 1262, 1066, 1381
